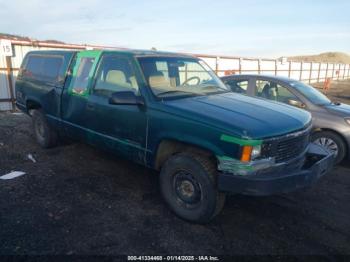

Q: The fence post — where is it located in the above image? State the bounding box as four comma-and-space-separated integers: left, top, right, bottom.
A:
343, 64, 346, 79
332, 63, 335, 80
215, 56, 219, 75
239, 58, 242, 74
258, 59, 261, 75
325, 63, 329, 81
288, 61, 291, 78
348, 64, 350, 79
274, 60, 277, 76
309, 62, 313, 84
338, 64, 341, 80
317, 63, 321, 83
299, 62, 303, 81
5, 56, 16, 111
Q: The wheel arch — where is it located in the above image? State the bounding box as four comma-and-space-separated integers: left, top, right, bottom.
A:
26, 99, 42, 115
154, 138, 219, 171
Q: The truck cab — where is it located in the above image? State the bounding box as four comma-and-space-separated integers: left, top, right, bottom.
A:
15, 49, 334, 223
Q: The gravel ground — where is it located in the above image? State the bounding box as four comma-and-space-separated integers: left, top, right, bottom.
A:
0, 80, 350, 256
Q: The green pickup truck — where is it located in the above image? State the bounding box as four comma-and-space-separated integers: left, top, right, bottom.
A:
15, 49, 334, 223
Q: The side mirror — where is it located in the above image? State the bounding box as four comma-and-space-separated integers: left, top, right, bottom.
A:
288, 99, 305, 109
109, 91, 144, 106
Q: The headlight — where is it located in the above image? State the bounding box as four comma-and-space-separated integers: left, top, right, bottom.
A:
251, 145, 262, 160
241, 145, 261, 162
345, 118, 350, 125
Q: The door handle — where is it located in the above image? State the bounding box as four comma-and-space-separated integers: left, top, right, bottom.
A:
86, 103, 95, 111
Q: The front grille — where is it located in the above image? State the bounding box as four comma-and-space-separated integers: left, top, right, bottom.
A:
261, 128, 310, 163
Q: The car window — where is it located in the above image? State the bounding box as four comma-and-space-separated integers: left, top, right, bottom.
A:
224, 79, 248, 94
71, 57, 95, 95
93, 55, 139, 97
25, 56, 44, 79
24, 55, 63, 83
41, 57, 64, 80
256, 80, 299, 103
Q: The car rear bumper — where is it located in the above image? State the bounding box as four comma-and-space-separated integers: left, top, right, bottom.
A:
217, 143, 334, 196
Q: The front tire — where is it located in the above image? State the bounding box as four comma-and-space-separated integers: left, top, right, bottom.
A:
159, 152, 225, 223
312, 131, 346, 164
32, 110, 58, 148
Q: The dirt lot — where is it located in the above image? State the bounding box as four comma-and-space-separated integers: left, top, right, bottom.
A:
1, 80, 350, 256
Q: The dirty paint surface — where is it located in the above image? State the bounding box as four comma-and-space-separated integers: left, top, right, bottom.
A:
217, 155, 254, 175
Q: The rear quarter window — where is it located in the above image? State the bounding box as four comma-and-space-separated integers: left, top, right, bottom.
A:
23, 54, 64, 83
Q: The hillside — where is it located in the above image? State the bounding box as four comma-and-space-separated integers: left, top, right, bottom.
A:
0, 33, 65, 44
288, 52, 350, 64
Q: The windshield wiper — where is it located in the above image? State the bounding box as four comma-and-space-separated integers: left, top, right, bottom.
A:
157, 90, 202, 97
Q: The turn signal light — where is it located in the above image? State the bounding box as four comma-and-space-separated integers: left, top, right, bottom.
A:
241, 146, 253, 162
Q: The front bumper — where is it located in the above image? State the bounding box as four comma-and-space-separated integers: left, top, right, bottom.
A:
217, 143, 334, 196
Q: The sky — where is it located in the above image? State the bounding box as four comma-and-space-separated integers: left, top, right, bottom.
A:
0, 0, 349, 58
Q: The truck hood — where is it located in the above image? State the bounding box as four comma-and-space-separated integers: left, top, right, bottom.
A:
164, 92, 311, 139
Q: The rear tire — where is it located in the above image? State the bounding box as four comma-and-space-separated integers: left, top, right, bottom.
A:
312, 131, 346, 164
160, 152, 225, 223
32, 110, 58, 148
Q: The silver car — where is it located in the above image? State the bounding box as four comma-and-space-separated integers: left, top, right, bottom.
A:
221, 74, 350, 164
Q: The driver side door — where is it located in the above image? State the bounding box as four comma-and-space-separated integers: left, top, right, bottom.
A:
84, 53, 148, 164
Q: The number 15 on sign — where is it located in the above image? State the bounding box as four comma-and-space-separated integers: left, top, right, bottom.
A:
0, 40, 13, 57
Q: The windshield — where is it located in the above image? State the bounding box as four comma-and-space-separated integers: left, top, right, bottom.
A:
137, 56, 229, 98
290, 81, 331, 105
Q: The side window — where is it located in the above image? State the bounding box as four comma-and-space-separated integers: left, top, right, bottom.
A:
93, 55, 139, 96
25, 56, 43, 78
275, 84, 299, 104
24, 55, 63, 83
256, 80, 298, 103
41, 57, 64, 80
71, 57, 95, 95
256, 80, 271, 97
225, 79, 248, 94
